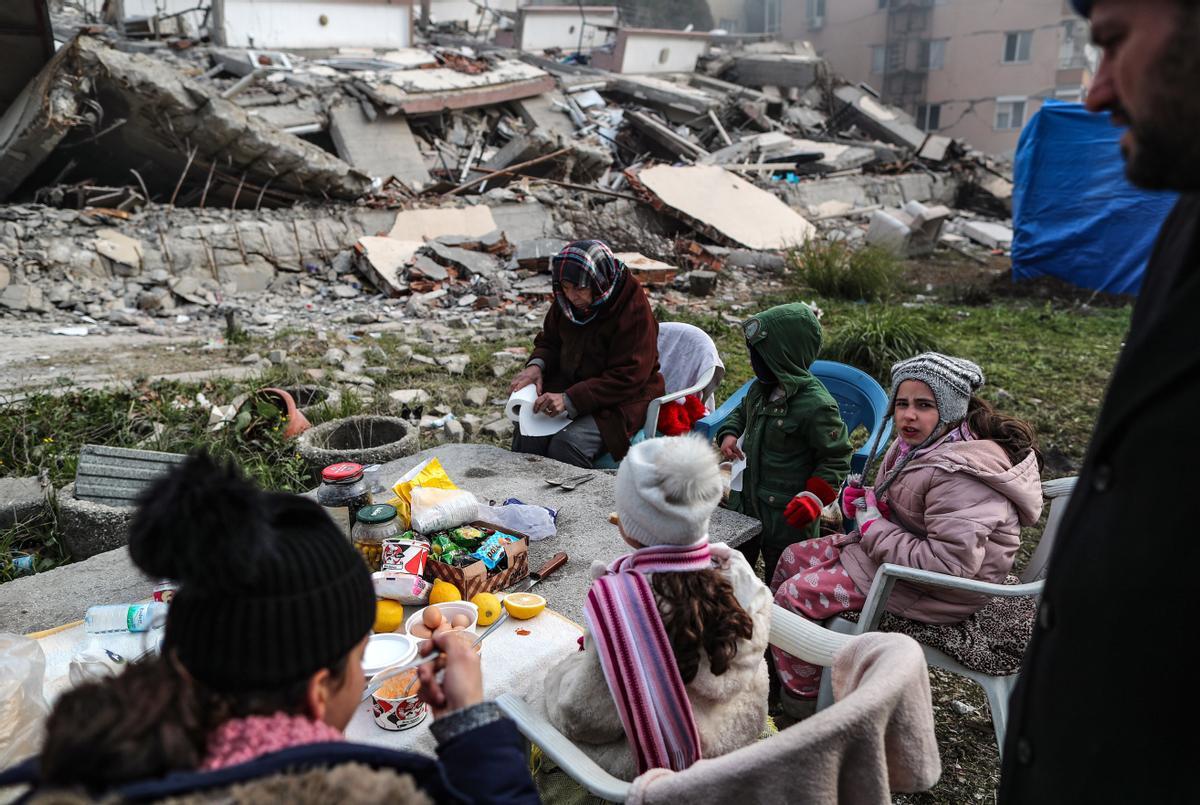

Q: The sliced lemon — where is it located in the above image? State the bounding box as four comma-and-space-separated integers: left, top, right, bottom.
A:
503, 592, 546, 620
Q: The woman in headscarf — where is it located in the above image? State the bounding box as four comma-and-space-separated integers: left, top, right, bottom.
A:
509, 240, 665, 468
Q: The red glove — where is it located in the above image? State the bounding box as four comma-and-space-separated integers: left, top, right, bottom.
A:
783, 477, 837, 530
656, 402, 691, 436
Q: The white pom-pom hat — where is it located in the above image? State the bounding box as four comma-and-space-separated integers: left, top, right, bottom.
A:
615, 435, 724, 547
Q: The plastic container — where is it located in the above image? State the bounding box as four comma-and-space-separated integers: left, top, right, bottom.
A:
352, 503, 400, 571
84, 603, 168, 634
361, 632, 419, 678
369, 667, 427, 731
316, 462, 372, 535
405, 601, 479, 639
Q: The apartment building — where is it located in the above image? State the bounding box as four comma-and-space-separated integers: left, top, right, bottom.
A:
781, 0, 1094, 155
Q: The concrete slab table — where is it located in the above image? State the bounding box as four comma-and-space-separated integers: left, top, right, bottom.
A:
0, 444, 761, 634
372, 444, 761, 624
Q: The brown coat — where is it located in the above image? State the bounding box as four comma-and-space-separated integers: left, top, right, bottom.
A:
531, 274, 665, 460
840, 438, 1043, 624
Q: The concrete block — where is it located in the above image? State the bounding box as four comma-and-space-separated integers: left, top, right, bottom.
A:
0, 546, 150, 634
0, 476, 47, 531
962, 220, 1014, 249
57, 481, 136, 560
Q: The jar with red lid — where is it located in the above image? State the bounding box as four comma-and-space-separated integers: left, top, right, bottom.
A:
317, 462, 372, 535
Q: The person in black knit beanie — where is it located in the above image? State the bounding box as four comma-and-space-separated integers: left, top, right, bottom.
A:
11, 453, 538, 804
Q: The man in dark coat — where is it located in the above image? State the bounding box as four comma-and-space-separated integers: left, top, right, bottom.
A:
1001, 1, 1200, 801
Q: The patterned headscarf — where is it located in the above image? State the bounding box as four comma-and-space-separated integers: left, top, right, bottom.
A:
550, 240, 628, 325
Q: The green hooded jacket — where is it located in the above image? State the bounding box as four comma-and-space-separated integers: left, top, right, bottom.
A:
716, 303, 853, 548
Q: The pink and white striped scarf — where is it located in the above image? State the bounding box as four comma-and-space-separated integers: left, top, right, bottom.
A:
584, 540, 717, 774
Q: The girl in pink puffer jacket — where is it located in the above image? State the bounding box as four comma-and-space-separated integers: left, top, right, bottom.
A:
770, 353, 1043, 715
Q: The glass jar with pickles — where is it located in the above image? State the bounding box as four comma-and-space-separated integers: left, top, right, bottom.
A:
352, 503, 400, 571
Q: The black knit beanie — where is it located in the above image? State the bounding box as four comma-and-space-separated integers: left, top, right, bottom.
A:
128, 453, 375, 693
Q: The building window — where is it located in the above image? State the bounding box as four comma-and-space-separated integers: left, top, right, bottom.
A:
919, 39, 946, 70
718, 18, 739, 32
878, 0, 889, 9
871, 45, 886, 74
916, 103, 941, 132
806, 0, 826, 29
764, 0, 781, 33
995, 97, 1027, 130
1003, 31, 1032, 63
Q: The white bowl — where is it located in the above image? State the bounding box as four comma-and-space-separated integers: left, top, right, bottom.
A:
362, 632, 418, 678
405, 600, 479, 639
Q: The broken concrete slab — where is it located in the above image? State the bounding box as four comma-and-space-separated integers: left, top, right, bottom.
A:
609, 74, 719, 119
93, 229, 144, 273
516, 238, 568, 271
410, 254, 450, 281
629, 164, 815, 250
358, 59, 556, 116
832, 85, 928, 152
866, 201, 951, 258
0, 546, 151, 635
726, 53, 826, 90
355, 236, 417, 296
421, 241, 499, 279
625, 109, 708, 160
617, 252, 677, 287
3, 36, 372, 207
0, 40, 82, 202
962, 220, 1013, 250
387, 206, 499, 242
0, 284, 45, 312
515, 92, 579, 142
329, 102, 431, 188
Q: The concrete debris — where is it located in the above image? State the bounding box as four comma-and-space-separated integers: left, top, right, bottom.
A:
618, 252, 677, 287
961, 220, 1014, 250
866, 202, 952, 258
629, 165, 816, 251
0, 7, 1015, 335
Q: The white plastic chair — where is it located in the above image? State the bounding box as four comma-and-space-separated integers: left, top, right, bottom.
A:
815, 476, 1077, 756
496, 605, 937, 803
593, 322, 725, 469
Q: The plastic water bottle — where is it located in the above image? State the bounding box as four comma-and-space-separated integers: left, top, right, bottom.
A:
84, 603, 168, 634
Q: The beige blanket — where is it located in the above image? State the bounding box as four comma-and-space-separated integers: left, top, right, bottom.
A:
627, 632, 940, 805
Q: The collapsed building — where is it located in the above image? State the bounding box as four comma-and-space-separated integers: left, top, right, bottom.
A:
0, 0, 1014, 328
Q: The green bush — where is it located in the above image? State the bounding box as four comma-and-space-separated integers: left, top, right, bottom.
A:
790, 241, 899, 301
821, 307, 938, 382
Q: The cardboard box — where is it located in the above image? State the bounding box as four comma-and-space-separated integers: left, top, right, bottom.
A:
424, 523, 529, 599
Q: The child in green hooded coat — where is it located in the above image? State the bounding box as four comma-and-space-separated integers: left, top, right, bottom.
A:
716, 303, 853, 583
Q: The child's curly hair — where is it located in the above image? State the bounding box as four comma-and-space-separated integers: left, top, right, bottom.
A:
652, 570, 755, 684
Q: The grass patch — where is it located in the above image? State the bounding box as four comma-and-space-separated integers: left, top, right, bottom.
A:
821, 307, 939, 382
789, 241, 899, 301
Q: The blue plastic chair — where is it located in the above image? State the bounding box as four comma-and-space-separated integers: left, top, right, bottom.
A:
692, 359, 893, 475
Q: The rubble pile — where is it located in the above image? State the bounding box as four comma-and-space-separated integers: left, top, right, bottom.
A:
0, 5, 1016, 337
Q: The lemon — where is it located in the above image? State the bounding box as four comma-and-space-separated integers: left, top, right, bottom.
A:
429, 579, 462, 604
502, 592, 546, 620
373, 599, 405, 633
471, 592, 502, 626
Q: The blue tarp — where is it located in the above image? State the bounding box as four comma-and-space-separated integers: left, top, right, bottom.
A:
1011, 100, 1178, 295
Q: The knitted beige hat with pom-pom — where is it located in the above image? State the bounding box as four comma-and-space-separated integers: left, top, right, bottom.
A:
615, 435, 724, 547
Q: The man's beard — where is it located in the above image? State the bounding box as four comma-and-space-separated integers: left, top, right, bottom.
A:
1124, 10, 1200, 190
